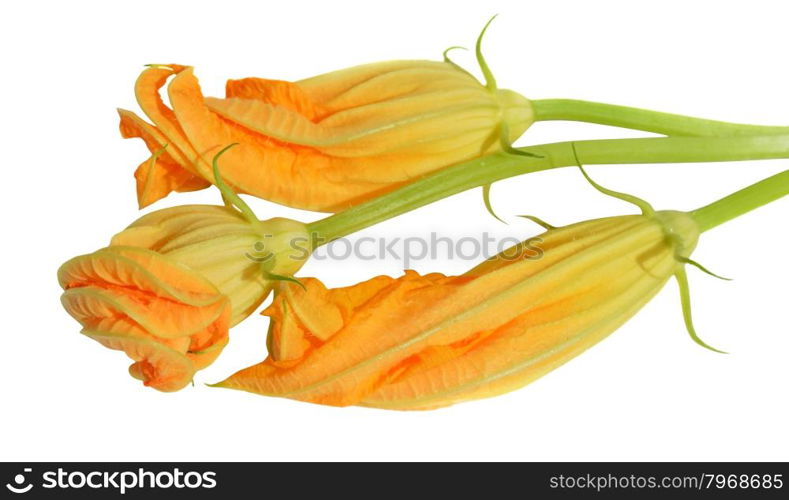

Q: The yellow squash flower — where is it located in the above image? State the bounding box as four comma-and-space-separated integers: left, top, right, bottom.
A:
214, 204, 704, 409
59, 246, 232, 392
59, 173, 311, 391
119, 35, 532, 211
215, 164, 789, 409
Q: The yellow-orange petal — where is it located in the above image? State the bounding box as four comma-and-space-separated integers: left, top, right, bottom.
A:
59, 247, 228, 338
59, 246, 223, 305
133, 155, 211, 208
133, 65, 209, 177
266, 299, 312, 363
118, 109, 170, 156
187, 305, 231, 371
81, 316, 195, 392
206, 89, 496, 161
119, 109, 210, 207
205, 97, 340, 147
225, 77, 324, 120
294, 61, 475, 112
88, 331, 195, 392
264, 276, 396, 363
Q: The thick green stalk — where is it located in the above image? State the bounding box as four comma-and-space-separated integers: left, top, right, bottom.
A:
307, 134, 789, 243
690, 169, 789, 232
532, 99, 789, 137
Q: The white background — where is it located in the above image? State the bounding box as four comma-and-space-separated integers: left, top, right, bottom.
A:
2, 0, 787, 461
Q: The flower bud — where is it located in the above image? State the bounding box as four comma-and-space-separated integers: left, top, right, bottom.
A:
59, 205, 310, 391
110, 205, 310, 324
119, 60, 533, 211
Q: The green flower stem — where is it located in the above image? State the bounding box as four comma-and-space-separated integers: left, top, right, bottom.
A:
532, 99, 789, 137
690, 169, 789, 232
307, 134, 789, 244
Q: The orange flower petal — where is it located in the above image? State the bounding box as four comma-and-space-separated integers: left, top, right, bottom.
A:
187, 305, 231, 370
295, 61, 472, 112
59, 247, 228, 338
118, 109, 209, 207
85, 330, 195, 393
187, 337, 229, 371
118, 109, 170, 155
133, 155, 210, 209
204, 97, 337, 146
77, 314, 195, 392
265, 299, 312, 363
225, 77, 324, 120
133, 65, 207, 176
59, 246, 222, 304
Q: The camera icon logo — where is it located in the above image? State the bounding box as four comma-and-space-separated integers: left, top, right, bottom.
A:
5, 468, 33, 494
